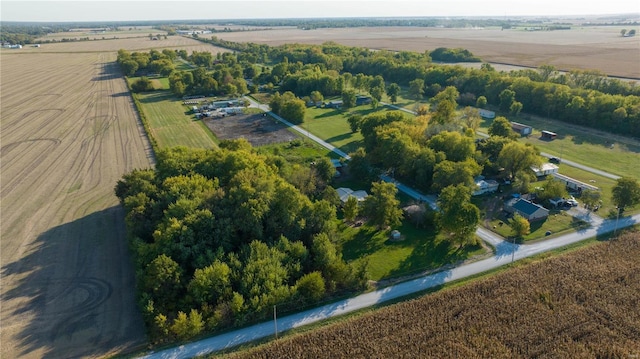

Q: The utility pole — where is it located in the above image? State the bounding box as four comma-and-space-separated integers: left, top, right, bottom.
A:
273, 305, 278, 339
614, 207, 621, 237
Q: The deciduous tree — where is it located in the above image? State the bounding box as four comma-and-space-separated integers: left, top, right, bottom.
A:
362, 181, 403, 229
510, 213, 530, 239
612, 177, 640, 212
436, 184, 480, 249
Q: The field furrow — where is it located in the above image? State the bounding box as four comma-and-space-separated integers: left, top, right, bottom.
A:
1, 45, 153, 358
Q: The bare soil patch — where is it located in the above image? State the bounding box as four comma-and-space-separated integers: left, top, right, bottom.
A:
203, 113, 299, 146
216, 26, 640, 79
1, 50, 150, 357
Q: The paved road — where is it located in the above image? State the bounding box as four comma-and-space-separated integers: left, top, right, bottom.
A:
137, 98, 637, 359
139, 209, 639, 359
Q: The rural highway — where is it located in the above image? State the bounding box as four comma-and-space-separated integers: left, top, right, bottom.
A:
136, 99, 638, 359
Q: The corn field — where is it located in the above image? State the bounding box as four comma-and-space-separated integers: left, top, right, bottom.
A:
224, 231, 640, 358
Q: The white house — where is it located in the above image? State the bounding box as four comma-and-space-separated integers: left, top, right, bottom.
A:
530, 163, 559, 177
473, 179, 500, 196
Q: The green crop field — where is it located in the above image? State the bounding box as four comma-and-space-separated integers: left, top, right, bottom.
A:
134, 91, 217, 149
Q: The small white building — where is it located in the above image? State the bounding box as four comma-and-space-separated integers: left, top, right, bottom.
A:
530, 163, 559, 177
478, 109, 495, 119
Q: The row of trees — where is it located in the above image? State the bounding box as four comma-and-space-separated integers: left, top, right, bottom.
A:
116, 143, 368, 343
201, 39, 640, 137
117, 49, 250, 97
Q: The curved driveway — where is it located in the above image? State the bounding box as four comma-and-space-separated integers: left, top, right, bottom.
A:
137, 99, 636, 359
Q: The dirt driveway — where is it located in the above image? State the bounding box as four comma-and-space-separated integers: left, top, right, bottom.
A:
204, 113, 299, 147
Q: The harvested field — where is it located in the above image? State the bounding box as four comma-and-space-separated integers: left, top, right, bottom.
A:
225, 231, 640, 358
1, 44, 152, 357
215, 26, 640, 79
24, 35, 229, 55
204, 113, 299, 147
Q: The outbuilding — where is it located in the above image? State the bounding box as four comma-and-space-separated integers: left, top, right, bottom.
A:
541, 130, 557, 140
511, 122, 532, 136
478, 109, 496, 119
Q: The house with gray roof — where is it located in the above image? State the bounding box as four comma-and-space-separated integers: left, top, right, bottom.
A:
505, 198, 549, 222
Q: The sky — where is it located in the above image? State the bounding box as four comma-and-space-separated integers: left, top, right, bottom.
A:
2, 0, 640, 23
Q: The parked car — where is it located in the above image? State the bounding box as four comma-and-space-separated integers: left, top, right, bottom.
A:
549, 157, 561, 164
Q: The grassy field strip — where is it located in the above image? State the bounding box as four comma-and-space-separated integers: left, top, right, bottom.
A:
134, 91, 217, 149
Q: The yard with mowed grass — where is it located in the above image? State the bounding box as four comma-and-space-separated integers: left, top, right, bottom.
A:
304, 104, 398, 155
338, 220, 486, 281
487, 210, 589, 242
134, 91, 218, 149
476, 112, 640, 180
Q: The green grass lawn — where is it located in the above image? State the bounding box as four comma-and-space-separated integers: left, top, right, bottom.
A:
487, 210, 589, 242
338, 220, 486, 281
134, 90, 218, 149
476, 113, 640, 180
256, 140, 337, 164
304, 104, 398, 155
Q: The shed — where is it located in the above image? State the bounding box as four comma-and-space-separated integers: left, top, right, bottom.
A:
356, 96, 372, 106
506, 198, 549, 222
511, 122, 532, 136
541, 130, 557, 140
530, 163, 559, 177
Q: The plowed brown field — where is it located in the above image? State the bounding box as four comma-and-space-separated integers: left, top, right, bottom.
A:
0, 44, 157, 357
215, 26, 640, 79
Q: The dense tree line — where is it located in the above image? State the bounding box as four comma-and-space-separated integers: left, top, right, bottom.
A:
117, 49, 249, 97
116, 143, 366, 343
199, 38, 640, 137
